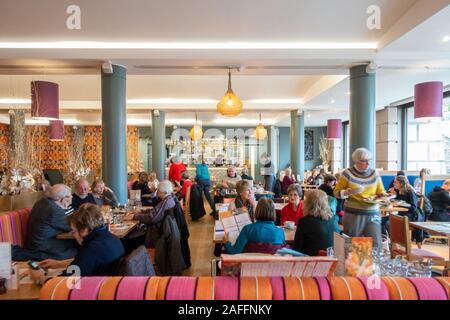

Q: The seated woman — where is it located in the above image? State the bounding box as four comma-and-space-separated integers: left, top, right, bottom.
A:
125, 180, 176, 248
388, 171, 406, 190
228, 180, 257, 221
280, 184, 303, 226
281, 167, 296, 195
92, 179, 119, 207
30, 203, 125, 284
132, 172, 155, 206
293, 189, 341, 256
392, 175, 420, 221
224, 198, 285, 254
179, 171, 193, 202
428, 179, 450, 222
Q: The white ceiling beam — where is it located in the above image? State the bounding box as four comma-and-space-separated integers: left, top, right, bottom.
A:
378, 0, 449, 51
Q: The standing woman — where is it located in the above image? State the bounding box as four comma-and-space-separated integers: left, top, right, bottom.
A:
194, 156, 215, 210
334, 148, 386, 249
169, 156, 187, 186
261, 152, 275, 192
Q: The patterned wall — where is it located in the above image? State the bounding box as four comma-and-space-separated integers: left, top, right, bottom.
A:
0, 125, 138, 171
0, 124, 9, 169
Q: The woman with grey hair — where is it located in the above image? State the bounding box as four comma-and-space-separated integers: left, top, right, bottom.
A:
125, 180, 176, 247
334, 148, 386, 248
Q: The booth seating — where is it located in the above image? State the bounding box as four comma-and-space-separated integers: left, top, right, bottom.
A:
0, 208, 31, 246
379, 171, 419, 192
40, 276, 450, 300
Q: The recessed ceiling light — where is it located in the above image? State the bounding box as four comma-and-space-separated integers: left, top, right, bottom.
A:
307, 114, 311, 118
442, 36, 450, 43
346, 92, 351, 95
330, 99, 335, 104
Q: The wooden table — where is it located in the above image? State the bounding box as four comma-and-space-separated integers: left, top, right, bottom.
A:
380, 206, 410, 216
56, 221, 139, 240
0, 262, 41, 300
409, 221, 450, 259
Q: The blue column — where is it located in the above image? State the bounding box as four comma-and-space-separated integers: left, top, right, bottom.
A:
151, 110, 166, 180
101, 64, 127, 204
349, 64, 376, 166
290, 110, 305, 181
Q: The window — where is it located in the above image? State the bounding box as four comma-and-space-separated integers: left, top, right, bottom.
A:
406, 97, 450, 174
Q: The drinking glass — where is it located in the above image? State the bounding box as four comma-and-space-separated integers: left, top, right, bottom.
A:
326, 247, 334, 257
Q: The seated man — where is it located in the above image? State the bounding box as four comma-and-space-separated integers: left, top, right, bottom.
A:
72, 177, 96, 210
23, 184, 78, 260
217, 165, 242, 191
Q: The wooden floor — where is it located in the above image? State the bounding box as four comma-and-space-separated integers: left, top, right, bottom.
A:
183, 214, 216, 276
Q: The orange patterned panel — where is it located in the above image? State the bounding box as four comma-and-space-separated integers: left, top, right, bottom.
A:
329, 277, 367, 300
195, 277, 214, 300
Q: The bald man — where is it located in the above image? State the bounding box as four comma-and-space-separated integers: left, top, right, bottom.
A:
71, 178, 96, 210
24, 184, 78, 260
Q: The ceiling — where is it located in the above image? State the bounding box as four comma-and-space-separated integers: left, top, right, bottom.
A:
0, 0, 449, 127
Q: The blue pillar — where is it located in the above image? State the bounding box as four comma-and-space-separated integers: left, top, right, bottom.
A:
151, 110, 166, 180
101, 64, 127, 205
349, 64, 376, 166
290, 110, 305, 181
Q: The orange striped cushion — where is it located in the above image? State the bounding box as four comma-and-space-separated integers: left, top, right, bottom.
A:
284, 277, 320, 300
147, 277, 171, 300
434, 277, 450, 300
40, 277, 73, 300
195, 277, 214, 300
381, 277, 419, 300
98, 277, 123, 300
329, 277, 367, 300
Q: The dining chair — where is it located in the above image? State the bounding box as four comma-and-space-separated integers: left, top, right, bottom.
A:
389, 214, 445, 262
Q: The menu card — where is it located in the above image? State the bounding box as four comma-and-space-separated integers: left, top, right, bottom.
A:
334, 233, 373, 276
221, 253, 337, 277
130, 189, 141, 203
0, 243, 11, 282
219, 211, 252, 245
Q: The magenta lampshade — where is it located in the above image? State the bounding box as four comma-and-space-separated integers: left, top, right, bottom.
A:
31, 81, 59, 120
49, 119, 64, 141
414, 81, 443, 119
327, 119, 342, 139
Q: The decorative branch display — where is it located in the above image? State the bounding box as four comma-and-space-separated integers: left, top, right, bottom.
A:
318, 132, 329, 172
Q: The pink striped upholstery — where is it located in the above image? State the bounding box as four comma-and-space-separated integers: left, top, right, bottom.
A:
41, 276, 450, 300
69, 277, 106, 300
315, 277, 331, 300
270, 277, 285, 300
358, 276, 389, 300
407, 278, 448, 300
165, 277, 197, 300
214, 277, 239, 300
116, 277, 149, 300
0, 208, 31, 246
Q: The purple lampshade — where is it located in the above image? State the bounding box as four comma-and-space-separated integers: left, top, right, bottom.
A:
49, 119, 64, 141
31, 81, 59, 120
414, 81, 443, 119
327, 119, 342, 139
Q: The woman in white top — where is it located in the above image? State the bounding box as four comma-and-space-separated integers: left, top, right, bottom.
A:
413, 168, 429, 194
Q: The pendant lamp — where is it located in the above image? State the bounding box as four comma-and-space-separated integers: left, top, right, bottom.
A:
189, 113, 203, 141
217, 69, 243, 117
255, 113, 267, 140
414, 81, 443, 120
49, 119, 64, 141
327, 119, 342, 139
31, 81, 59, 120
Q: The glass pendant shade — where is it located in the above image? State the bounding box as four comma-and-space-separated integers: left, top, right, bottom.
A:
255, 113, 267, 140
217, 71, 243, 116
31, 81, 59, 120
49, 119, 64, 141
189, 125, 203, 141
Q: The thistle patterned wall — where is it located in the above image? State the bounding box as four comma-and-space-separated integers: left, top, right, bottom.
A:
0, 125, 139, 171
